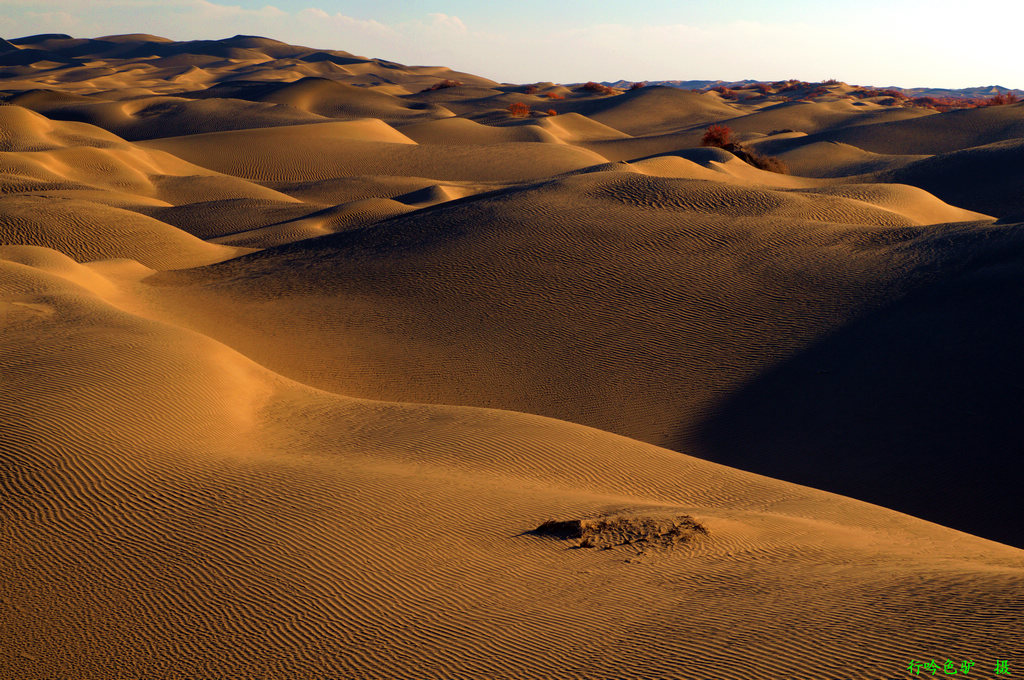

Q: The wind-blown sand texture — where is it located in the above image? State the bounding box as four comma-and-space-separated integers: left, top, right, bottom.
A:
2, 34, 1024, 680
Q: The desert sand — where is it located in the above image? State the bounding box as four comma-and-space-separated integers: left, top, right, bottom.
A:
2, 34, 1023, 679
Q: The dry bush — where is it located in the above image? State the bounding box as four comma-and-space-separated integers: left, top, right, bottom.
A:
534, 513, 708, 551
629, 81, 646, 90
712, 85, 738, 100
985, 92, 1019, 106
546, 92, 565, 100
701, 124, 733, 148
581, 81, 617, 95
420, 79, 462, 92
507, 101, 530, 117
701, 125, 788, 174
746, 151, 789, 174
911, 96, 964, 112
524, 85, 539, 94
546, 108, 557, 116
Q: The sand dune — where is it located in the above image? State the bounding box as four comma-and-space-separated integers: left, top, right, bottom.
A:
2, 33, 1023, 680
141, 168, 1016, 547
876, 138, 1024, 220
399, 116, 564, 144
570, 85, 743, 135
210, 198, 415, 248
189, 76, 455, 124
719, 98, 931, 138
144, 198, 320, 240
4, 243, 1022, 680
141, 123, 609, 182
0, 104, 124, 151
11, 92, 331, 139
0, 195, 246, 267
536, 111, 633, 142
761, 139, 927, 177
781, 101, 1024, 155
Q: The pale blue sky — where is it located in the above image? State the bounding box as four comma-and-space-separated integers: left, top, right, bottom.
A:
2, 0, 1021, 88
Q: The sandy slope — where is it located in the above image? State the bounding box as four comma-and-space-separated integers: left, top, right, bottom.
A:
4, 244, 1023, 680
2, 33, 1024, 680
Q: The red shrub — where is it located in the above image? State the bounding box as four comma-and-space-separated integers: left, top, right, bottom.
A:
629, 81, 646, 90
524, 85, 539, 94
985, 92, 1019, 106
547, 108, 557, 116
755, 83, 770, 95
747, 152, 789, 174
701, 124, 733, 148
546, 92, 564, 100
913, 96, 963, 111
700, 127, 788, 174
507, 101, 530, 117
581, 81, 617, 95
712, 86, 738, 100
880, 89, 907, 100
420, 79, 462, 92
911, 96, 942, 110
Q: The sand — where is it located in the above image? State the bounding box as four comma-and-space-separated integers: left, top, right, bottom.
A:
2, 33, 1024, 680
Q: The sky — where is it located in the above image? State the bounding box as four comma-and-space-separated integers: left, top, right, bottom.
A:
1, 0, 1022, 89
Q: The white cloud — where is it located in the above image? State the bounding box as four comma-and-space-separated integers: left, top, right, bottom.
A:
426, 13, 467, 33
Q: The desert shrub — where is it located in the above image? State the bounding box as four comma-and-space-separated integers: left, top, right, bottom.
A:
533, 513, 708, 551
910, 95, 980, 112
507, 101, 530, 117
859, 88, 907, 100
985, 92, 1019, 106
420, 79, 462, 92
745, 151, 789, 174
524, 85, 539, 94
629, 81, 646, 90
581, 81, 617, 95
701, 125, 787, 173
701, 124, 733, 148
546, 92, 564, 100
712, 86, 738, 99
755, 83, 770, 95
823, 78, 840, 85
730, 144, 789, 174
547, 108, 557, 116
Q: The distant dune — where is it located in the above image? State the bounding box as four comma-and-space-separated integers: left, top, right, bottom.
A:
2, 33, 1023, 680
